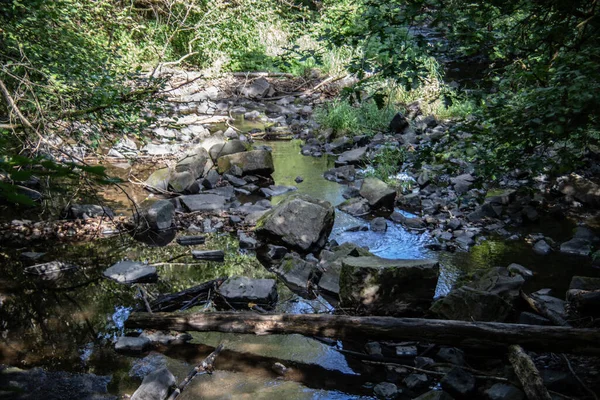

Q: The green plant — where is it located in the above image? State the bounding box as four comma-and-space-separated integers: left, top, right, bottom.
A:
367, 145, 407, 182
314, 97, 396, 137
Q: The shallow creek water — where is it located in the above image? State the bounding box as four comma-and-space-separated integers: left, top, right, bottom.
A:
1, 139, 598, 398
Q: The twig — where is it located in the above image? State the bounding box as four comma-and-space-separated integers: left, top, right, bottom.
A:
562, 354, 598, 400
167, 343, 224, 400
138, 286, 153, 314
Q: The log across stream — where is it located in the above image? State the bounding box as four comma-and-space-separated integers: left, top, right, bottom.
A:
126, 311, 600, 356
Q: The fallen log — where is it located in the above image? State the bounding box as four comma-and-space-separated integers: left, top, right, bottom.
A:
508, 345, 552, 400
125, 312, 600, 356
192, 250, 225, 262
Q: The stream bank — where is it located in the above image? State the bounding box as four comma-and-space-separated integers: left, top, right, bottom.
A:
1, 69, 600, 399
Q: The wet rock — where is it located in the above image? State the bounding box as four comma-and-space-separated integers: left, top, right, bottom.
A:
360, 177, 396, 209
415, 356, 435, 368
256, 194, 335, 254
472, 267, 525, 305
370, 217, 388, 232
396, 345, 417, 357
441, 367, 475, 397
115, 336, 151, 353
65, 204, 114, 219
259, 244, 289, 265
337, 146, 368, 165
324, 165, 356, 182
217, 150, 274, 177
430, 287, 513, 322
533, 240, 552, 255
217, 276, 277, 310
180, 194, 227, 212
413, 390, 455, 400
338, 197, 371, 216
574, 226, 599, 242
103, 261, 157, 284
484, 383, 525, 400
239, 77, 271, 98
389, 112, 409, 134
339, 256, 439, 315
365, 342, 383, 357
559, 238, 591, 257
436, 347, 465, 366
130, 367, 176, 400
390, 212, 425, 229
260, 185, 297, 198
530, 289, 567, 322
566, 276, 600, 317
0, 366, 115, 400
209, 139, 247, 161
404, 373, 428, 390
202, 169, 220, 189
327, 136, 353, 153
374, 382, 399, 399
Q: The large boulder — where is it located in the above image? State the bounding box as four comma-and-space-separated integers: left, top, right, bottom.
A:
180, 194, 227, 212
209, 139, 247, 161
558, 173, 600, 207
217, 150, 274, 176
216, 277, 278, 310
429, 287, 513, 322
130, 367, 176, 400
255, 194, 335, 254
359, 177, 396, 209
175, 150, 208, 178
103, 261, 157, 284
134, 199, 175, 231
339, 256, 439, 315
144, 168, 171, 193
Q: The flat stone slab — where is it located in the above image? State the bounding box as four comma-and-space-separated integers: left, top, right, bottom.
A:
337, 146, 368, 165
560, 238, 591, 257
217, 277, 277, 309
180, 194, 227, 212
115, 336, 151, 353
103, 261, 157, 284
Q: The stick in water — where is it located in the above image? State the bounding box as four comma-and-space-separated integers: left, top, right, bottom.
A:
167, 343, 224, 400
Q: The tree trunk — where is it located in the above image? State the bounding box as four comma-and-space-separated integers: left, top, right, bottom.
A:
126, 312, 600, 355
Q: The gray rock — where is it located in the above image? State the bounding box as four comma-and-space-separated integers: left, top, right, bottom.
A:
66, 204, 114, 219
447, 218, 462, 231
168, 171, 196, 193
130, 367, 176, 400
389, 112, 409, 133
135, 200, 175, 231
403, 373, 428, 390
413, 390, 455, 400
365, 341, 383, 356
327, 136, 353, 153
574, 226, 599, 242
396, 193, 421, 211
217, 276, 278, 310
390, 212, 425, 229
103, 261, 157, 284
142, 143, 177, 156
484, 383, 525, 400
256, 195, 334, 254
273, 253, 320, 297
395, 345, 417, 357
144, 168, 172, 193
260, 185, 297, 198
441, 367, 476, 397
224, 173, 247, 187
217, 150, 274, 176
450, 174, 475, 194
360, 177, 396, 209
238, 231, 258, 249
175, 151, 208, 179
559, 238, 591, 257
370, 217, 388, 232
472, 267, 525, 305
180, 194, 227, 212
415, 356, 435, 368
295, 176, 304, 183
436, 347, 465, 366
239, 77, 271, 98
533, 240, 552, 255
209, 139, 247, 161
115, 336, 151, 353
374, 382, 399, 399
339, 256, 439, 315
430, 287, 513, 322
558, 173, 600, 207
507, 263, 533, 279
337, 146, 368, 165
485, 190, 516, 205
324, 165, 356, 182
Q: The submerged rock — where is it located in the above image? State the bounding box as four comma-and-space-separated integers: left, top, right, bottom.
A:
339, 256, 439, 315
559, 238, 591, 257
103, 261, 157, 284
430, 287, 513, 322
256, 194, 334, 254
130, 367, 176, 400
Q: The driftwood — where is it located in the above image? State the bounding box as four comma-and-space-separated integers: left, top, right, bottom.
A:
125, 312, 600, 356
144, 278, 226, 312
520, 290, 570, 326
508, 345, 552, 400
191, 250, 225, 261
167, 343, 224, 400
176, 236, 206, 246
